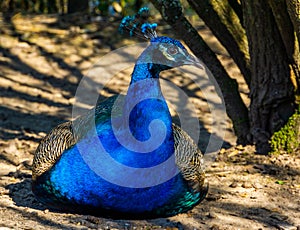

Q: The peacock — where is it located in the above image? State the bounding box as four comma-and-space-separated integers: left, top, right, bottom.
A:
32, 7, 208, 218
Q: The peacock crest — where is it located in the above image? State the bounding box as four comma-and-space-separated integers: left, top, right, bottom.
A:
119, 7, 157, 40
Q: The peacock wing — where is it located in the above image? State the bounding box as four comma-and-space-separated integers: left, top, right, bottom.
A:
32, 95, 121, 180
172, 124, 207, 194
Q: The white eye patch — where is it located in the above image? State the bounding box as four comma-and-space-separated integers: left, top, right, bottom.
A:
158, 44, 179, 61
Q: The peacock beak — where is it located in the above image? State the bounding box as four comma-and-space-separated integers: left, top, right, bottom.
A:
184, 55, 204, 69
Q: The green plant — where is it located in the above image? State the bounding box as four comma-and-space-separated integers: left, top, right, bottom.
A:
270, 106, 300, 154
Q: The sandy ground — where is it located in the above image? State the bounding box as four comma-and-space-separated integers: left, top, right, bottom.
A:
0, 13, 299, 230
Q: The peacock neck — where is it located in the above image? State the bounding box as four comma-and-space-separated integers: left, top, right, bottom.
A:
120, 62, 174, 156
129, 63, 161, 95
131, 62, 159, 80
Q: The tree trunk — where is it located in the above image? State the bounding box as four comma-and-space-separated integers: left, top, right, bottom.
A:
67, 0, 88, 14
286, 0, 300, 44
268, 0, 300, 92
47, 0, 58, 13
187, 0, 251, 87
286, 0, 300, 92
228, 0, 243, 25
242, 0, 295, 153
150, 0, 250, 145
58, 0, 66, 14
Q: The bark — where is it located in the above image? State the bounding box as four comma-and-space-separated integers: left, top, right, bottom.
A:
286, 0, 300, 92
286, 0, 300, 44
150, 0, 250, 145
242, 0, 295, 153
47, 0, 58, 13
187, 0, 251, 86
67, 0, 88, 14
268, 0, 295, 61
228, 0, 243, 25
59, 0, 66, 14
268, 0, 300, 91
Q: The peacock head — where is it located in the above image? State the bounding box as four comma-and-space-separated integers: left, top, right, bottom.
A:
119, 7, 203, 71
143, 36, 203, 71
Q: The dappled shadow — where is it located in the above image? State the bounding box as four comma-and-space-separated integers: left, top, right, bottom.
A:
0, 14, 93, 142
0, 104, 68, 140
0, 46, 78, 94
6, 179, 46, 211
218, 148, 300, 181
6, 179, 192, 229
0, 205, 78, 230
0, 85, 67, 108
202, 185, 299, 229
5, 176, 298, 229
0, 12, 232, 153
0, 12, 273, 230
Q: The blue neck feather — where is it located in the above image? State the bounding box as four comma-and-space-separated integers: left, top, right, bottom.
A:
121, 52, 174, 160
131, 63, 160, 82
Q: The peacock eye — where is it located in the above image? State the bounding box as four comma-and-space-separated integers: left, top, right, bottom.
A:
167, 46, 178, 55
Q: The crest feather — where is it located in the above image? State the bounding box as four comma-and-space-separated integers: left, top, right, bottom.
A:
119, 7, 157, 40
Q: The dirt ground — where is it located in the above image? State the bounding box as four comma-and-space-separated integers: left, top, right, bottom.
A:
0, 13, 299, 230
